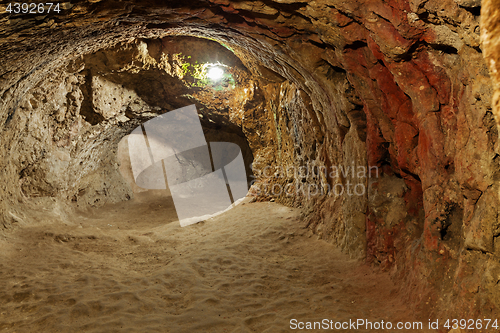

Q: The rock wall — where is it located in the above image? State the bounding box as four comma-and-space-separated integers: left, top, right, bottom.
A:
1, 0, 500, 320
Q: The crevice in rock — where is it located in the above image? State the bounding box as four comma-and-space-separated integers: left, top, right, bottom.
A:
440, 204, 463, 244
80, 70, 105, 126
344, 40, 368, 51
461, 6, 481, 17
428, 43, 459, 55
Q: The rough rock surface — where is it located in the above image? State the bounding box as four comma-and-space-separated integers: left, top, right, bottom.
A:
1, 0, 500, 320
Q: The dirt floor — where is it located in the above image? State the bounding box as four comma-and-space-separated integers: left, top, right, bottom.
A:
0, 192, 432, 332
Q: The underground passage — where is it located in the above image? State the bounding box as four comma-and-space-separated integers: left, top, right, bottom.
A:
2, 0, 500, 331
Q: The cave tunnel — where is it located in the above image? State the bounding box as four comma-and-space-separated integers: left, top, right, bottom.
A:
2, 0, 500, 331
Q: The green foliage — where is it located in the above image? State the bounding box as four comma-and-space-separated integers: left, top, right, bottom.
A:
175, 53, 235, 90
220, 43, 235, 53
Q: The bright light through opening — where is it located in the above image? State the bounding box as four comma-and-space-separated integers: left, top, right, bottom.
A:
207, 66, 224, 81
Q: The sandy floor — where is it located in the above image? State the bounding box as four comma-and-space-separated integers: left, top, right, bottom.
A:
0, 193, 431, 333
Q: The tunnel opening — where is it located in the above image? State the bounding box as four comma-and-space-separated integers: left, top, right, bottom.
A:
71, 36, 262, 221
